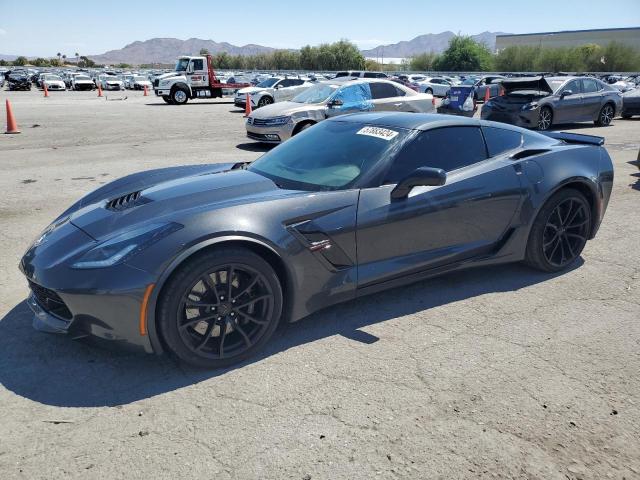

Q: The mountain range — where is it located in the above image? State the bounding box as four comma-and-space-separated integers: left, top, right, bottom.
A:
361, 31, 506, 58
88, 38, 278, 65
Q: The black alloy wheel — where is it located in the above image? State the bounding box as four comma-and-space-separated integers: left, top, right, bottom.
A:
158, 248, 283, 368
596, 104, 614, 126
257, 96, 273, 108
525, 189, 591, 272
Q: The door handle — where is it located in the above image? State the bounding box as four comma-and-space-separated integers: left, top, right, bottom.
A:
394, 103, 403, 107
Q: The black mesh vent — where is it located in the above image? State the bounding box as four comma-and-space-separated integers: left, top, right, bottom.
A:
28, 280, 72, 320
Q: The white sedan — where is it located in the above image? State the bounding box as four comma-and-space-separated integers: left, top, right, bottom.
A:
416, 77, 452, 97
235, 77, 313, 109
41, 74, 66, 91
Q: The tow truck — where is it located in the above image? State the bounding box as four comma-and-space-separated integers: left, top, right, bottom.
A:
153, 54, 250, 105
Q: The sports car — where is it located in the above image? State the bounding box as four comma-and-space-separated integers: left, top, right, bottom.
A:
20, 113, 613, 368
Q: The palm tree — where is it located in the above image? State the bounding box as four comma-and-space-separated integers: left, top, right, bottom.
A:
57, 52, 61, 65
75, 52, 79, 64
62, 54, 67, 65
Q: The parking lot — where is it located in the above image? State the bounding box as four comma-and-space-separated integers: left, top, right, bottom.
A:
1, 89, 639, 479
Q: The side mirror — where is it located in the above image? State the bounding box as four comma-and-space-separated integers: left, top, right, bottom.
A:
561, 89, 573, 98
186, 64, 194, 74
390, 167, 447, 200
327, 98, 344, 108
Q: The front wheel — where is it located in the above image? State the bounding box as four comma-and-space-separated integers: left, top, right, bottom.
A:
257, 96, 273, 108
595, 104, 614, 126
525, 188, 591, 272
425, 88, 433, 95
158, 247, 283, 368
171, 87, 189, 105
162, 95, 174, 104
537, 107, 553, 131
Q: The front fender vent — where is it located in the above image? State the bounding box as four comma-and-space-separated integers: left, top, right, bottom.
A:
106, 191, 142, 211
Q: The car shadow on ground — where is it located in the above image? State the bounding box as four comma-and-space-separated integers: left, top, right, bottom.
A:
235, 142, 275, 153
0, 261, 581, 408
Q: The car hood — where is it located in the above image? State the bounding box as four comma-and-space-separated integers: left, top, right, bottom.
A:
501, 76, 554, 95
250, 101, 326, 119
66, 165, 303, 240
237, 86, 271, 95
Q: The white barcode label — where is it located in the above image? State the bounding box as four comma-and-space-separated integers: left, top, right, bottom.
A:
356, 126, 399, 141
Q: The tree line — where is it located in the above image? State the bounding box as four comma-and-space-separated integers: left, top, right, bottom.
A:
408, 37, 640, 72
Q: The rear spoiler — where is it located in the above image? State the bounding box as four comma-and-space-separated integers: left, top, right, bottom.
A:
541, 131, 604, 146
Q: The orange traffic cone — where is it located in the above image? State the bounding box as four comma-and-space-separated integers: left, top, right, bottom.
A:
484, 87, 490, 103
5, 99, 21, 134
43, 83, 50, 98
143, 85, 148, 96
244, 93, 252, 117
432, 95, 436, 106
97, 83, 103, 97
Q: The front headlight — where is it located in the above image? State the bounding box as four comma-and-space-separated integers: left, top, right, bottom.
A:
521, 103, 539, 111
72, 222, 182, 269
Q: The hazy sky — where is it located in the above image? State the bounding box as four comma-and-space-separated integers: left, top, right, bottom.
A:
1, 0, 639, 56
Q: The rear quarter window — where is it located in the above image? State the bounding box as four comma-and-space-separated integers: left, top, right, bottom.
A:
482, 127, 523, 157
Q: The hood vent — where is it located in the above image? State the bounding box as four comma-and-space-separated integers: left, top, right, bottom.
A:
106, 191, 143, 211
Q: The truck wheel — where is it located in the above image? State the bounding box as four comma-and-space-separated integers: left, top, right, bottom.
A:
162, 96, 174, 104
171, 87, 189, 105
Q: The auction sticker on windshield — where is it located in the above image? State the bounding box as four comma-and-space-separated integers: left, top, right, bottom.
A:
357, 126, 399, 141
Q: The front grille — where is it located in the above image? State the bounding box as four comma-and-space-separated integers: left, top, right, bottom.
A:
250, 118, 285, 127
106, 190, 143, 211
28, 280, 72, 320
247, 132, 281, 142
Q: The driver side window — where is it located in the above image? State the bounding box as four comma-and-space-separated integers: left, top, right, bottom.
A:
384, 127, 488, 184
192, 59, 204, 71
562, 80, 582, 95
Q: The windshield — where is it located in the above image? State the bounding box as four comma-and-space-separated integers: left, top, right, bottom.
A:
175, 58, 190, 72
133, 76, 147, 81
76, 76, 90, 81
547, 79, 567, 92
461, 78, 477, 85
256, 78, 280, 88
292, 84, 338, 103
248, 121, 409, 191
47, 75, 62, 81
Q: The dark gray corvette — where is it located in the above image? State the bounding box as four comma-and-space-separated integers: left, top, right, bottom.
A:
20, 113, 614, 367
482, 76, 623, 130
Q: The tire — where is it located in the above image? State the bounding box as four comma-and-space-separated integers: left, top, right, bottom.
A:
257, 96, 273, 108
158, 247, 284, 368
595, 103, 614, 126
293, 122, 314, 136
162, 96, 174, 104
171, 87, 189, 105
525, 188, 591, 273
425, 88, 433, 95
537, 107, 553, 131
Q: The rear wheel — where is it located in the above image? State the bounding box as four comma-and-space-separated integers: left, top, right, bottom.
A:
425, 88, 433, 95
158, 247, 283, 368
595, 104, 614, 126
537, 107, 553, 131
525, 189, 591, 272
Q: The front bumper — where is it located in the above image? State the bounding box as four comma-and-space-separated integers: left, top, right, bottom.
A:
235, 96, 255, 108
21, 220, 158, 353
436, 105, 476, 117
481, 105, 539, 128
245, 121, 294, 143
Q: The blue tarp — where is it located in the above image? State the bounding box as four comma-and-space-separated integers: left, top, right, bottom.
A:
332, 83, 374, 113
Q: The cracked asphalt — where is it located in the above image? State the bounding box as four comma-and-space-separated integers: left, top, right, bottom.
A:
0, 89, 639, 479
